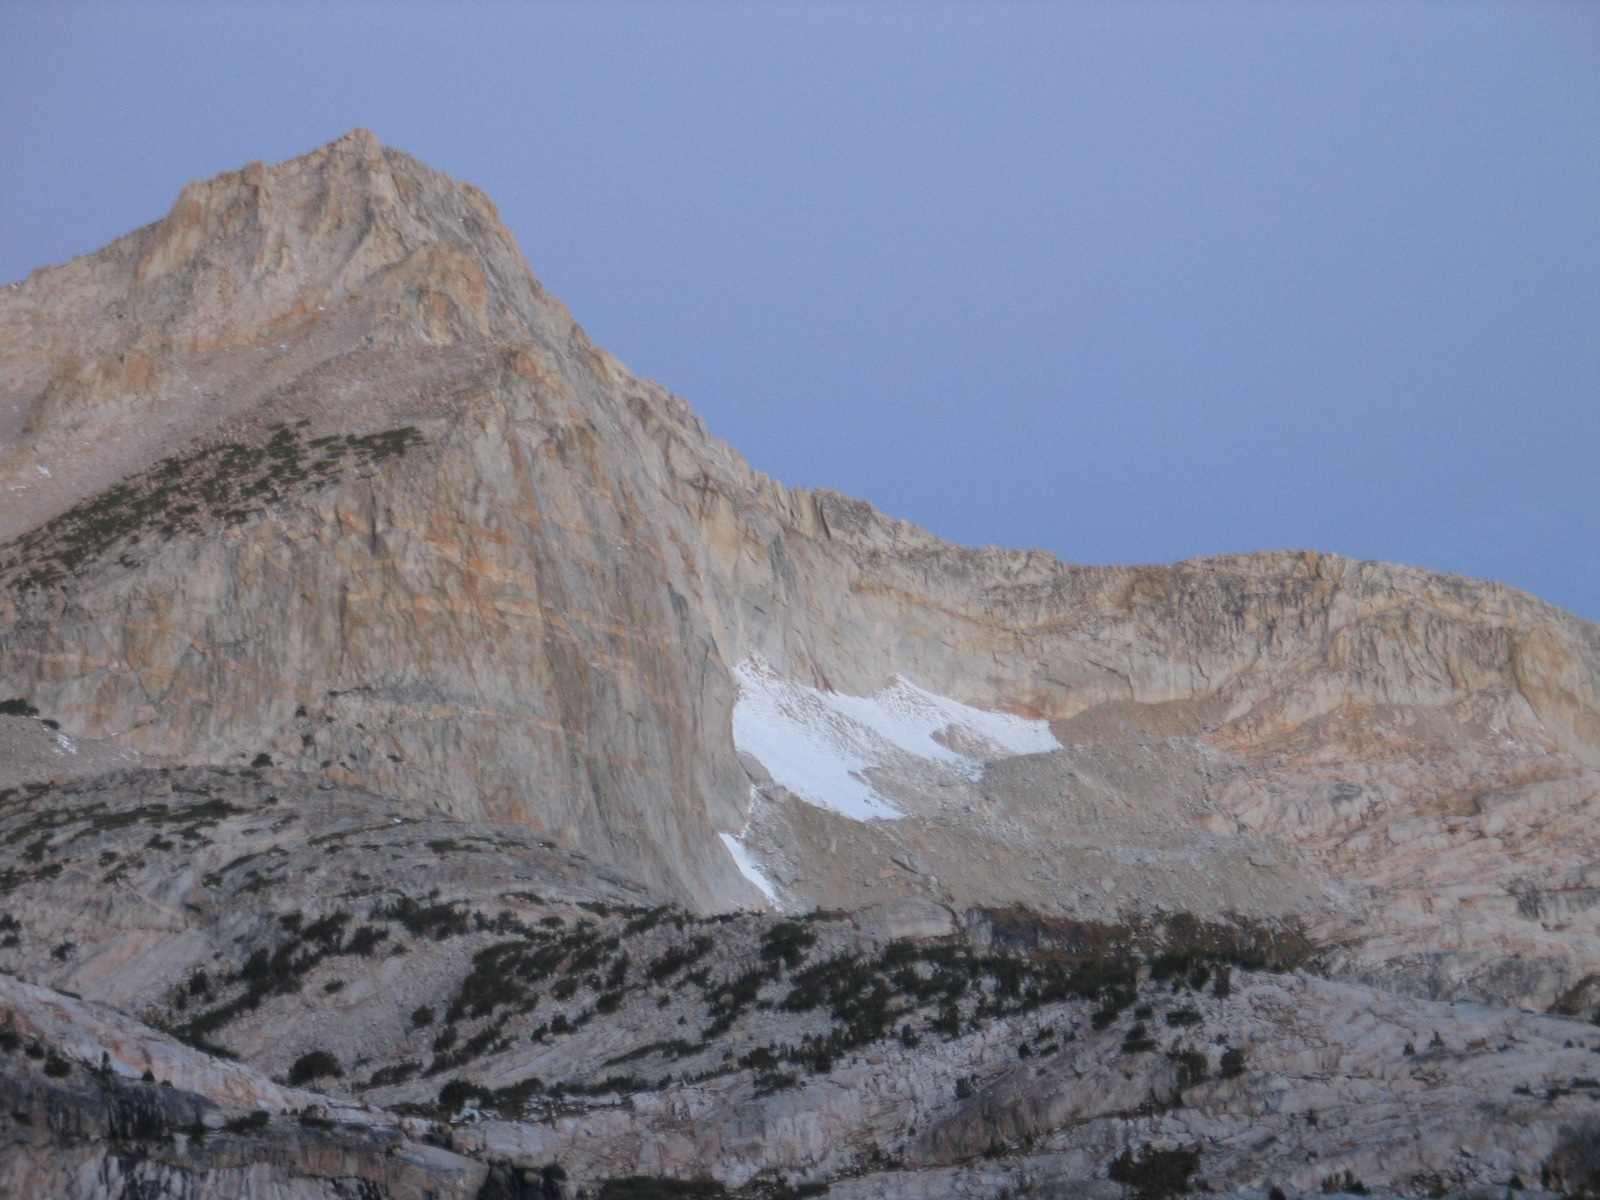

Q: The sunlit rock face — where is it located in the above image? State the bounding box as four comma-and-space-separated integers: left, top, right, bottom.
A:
4, 130, 1600, 1199
4, 131, 1600, 981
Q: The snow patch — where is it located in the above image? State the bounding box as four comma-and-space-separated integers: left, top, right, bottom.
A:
53, 730, 77, 756
731, 657, 1059, 821
718, 831, 779, 906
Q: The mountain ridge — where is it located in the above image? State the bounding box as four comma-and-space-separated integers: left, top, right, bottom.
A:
3, 130, 1600, 1200
3, 131, 1598, 915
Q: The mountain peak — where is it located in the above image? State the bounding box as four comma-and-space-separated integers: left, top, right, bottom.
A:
133, 129, 519, 344
0, 133, 560, 540
319, 125, 384, 159
4, 133, 1600, 1200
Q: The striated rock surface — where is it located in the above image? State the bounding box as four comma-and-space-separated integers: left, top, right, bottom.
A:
2, 132, 1600, 1196
3, 772, 1600, 1199
0, 972, 498, 1199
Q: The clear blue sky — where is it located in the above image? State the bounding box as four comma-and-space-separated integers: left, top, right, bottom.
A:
3, 2, 1597, 620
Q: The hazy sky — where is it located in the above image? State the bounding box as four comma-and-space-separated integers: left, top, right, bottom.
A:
3, 2, 1597, 619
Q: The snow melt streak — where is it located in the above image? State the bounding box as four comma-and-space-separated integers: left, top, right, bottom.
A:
731, 658, 1059, 821
718, 832, 780, 904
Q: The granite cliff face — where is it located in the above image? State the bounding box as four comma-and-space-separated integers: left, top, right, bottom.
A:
3, 132, 1600, 1198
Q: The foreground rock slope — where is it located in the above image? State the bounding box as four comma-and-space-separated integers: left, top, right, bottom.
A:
2, 132, 1599, 1198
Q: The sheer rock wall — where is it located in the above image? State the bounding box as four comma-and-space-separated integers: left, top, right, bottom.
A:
1, 132, 1597, 992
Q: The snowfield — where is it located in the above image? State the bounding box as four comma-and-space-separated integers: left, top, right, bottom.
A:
731, 656, 1059, 821
718, 829, 781, 904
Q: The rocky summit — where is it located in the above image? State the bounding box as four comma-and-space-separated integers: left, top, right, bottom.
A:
1, 131, 1598, 1200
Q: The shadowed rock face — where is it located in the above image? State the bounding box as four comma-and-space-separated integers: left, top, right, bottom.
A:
0, 971, 500, 1199
2, 131, 1599, 995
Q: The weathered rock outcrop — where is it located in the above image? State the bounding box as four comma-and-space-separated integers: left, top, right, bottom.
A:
3, 772, 1600, 1200
0, 973, 499, 1199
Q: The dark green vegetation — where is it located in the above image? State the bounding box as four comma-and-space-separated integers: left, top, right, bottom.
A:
1109, 1145, 1202, 1200
760, 921, 815, 968
1219, 1046, 1247, 1079
286, 1050, 342, 1086
0, 421, 422, 590
170, 903, 398, 1049
1320, 1171, 1369, 1195
1171, 1048, 1209, 1090
983, 908, 1314, 978
223, 1109, 271, 1134
376, 894, 473, 940
589, 1177, 832, 1200
1543, 1124, 1600, 1200
413, 904, 1295, 1116
0, 1029, 72, 1082
647, 936, 714, 982
599, 1178, 727, 1200
0, 775, 240, 895
1121, 1022, 1157, 1053
601, 1177, 726, 1196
